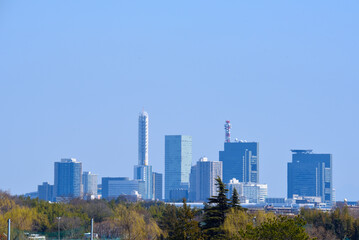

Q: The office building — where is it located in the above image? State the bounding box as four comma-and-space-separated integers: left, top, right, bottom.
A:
134, 165, 152, 199
165, 135, 192, 201
82, 171, 98, 199
189, 166, 197, 201
287, 150, 333, 204
189, 157, 223, 202
38, 182, 54, 202
219, 121, 259, 184
134, 110, 153, 200
152, 172, 163, 200
102, 177, 140, 200
54, 158, 83, 200
169, 189, 189, 202
227, 178, 267, 203
219, 141, 259, 184
265, 198, 286, 204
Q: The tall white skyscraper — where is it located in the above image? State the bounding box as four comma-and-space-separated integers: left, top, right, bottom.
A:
134, 110, 153, 199
138, 110, 149, 166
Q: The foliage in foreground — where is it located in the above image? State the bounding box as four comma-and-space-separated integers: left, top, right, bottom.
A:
2, 180, 359, 240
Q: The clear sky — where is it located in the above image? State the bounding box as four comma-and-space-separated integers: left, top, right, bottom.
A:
0, 0, 358, 200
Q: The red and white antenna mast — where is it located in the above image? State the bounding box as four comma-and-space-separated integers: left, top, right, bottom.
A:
224, 120, 231, 143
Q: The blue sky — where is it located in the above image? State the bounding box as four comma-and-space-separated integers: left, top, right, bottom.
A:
0, 0, 358, 200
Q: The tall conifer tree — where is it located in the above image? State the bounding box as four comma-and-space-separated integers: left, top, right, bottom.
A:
201, 177, 230, 239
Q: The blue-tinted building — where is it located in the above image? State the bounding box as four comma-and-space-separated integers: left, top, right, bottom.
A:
38, 182, 54, 202
287, 150, 333, 204
54, 158, 82, 200
219, 141, 259, 184
134, 165, 152, 200
169, 189, 189, 202
165, 135, 192, 201
102, 177, 139, 200
152, 172, 163, 200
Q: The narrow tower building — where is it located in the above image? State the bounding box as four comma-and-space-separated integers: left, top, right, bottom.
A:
134, 110, 153, 200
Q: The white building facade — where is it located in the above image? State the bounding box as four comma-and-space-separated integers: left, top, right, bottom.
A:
227, 178, 267, 203
134, 110, 153, 199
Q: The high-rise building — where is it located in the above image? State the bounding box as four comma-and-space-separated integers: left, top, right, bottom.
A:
38, 182, 54, 202
219, 141, 259, 184
165, 135, 192, 201
152, 172, 163, 200
219, 121, 258, 184
169, 189, 189, 202
54, 158, 83, 201
82, 171, 98, 199
227, 178, 267, 203
134, 110, 153, 200
287, 150, 333, 204
189, 157, 223, 202
138, 111, 149, 166
134, 165, 152, 199
189, 166, 197, 201
102, 177, 140, 200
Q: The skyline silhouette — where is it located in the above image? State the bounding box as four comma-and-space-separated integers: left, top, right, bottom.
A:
0, 1, 358, 200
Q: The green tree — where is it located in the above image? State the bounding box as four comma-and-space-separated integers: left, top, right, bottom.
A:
230, 188, 239, 208
242, 216, 313, 240
158, 204, 178, 239
110, 204, 162, 240
223, 209, 274, 239
158, 200, 202, 240
301, 206, 357, 239
170, 199, 202, 240
201, 177, 230, 239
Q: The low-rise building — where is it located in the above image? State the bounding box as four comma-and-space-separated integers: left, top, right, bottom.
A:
227, 178, 267, 203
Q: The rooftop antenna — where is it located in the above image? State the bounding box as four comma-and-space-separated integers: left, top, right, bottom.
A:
224, 120, 231, 143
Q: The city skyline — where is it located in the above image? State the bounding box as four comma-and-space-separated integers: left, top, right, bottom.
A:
19, 116, 334, 206
0, 113, 348, 202
1, 1, 358, 200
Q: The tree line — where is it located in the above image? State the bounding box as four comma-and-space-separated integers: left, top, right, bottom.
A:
1, 178, 359, 239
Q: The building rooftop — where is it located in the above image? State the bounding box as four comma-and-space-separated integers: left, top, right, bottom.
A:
291, 150, 313, 154
60, 158, 79, 163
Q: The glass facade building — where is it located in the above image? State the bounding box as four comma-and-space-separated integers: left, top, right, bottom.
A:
189, 157, 223, 202
134, 165, 153, 199
82, 171, 98, 198
219, 142, 259, 185
102, 177, 139, 200
287, 150, 333, 204
38, 182, 54, 202
54, 158, 82, 200
152, 172, 163, 200
165, 135, 192, 201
